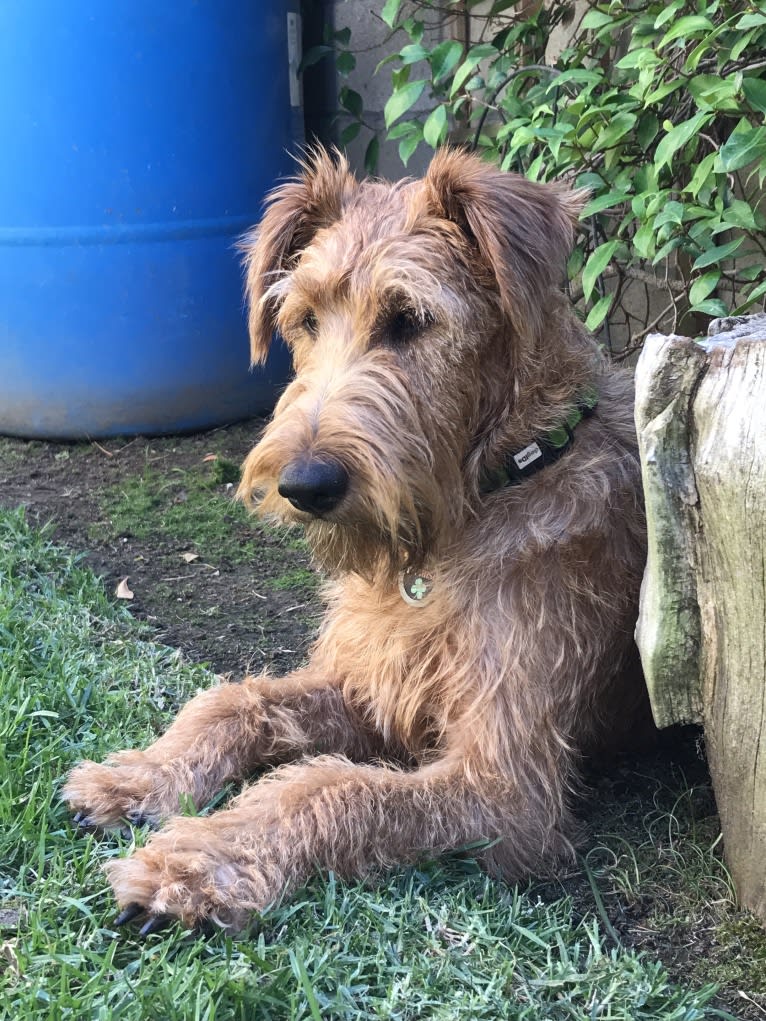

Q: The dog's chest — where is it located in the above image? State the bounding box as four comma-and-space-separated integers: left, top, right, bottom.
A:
318, 572, 481, 751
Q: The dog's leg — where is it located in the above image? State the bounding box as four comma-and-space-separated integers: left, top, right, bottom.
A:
104, 756, 526, 932
62, 669, 380, 830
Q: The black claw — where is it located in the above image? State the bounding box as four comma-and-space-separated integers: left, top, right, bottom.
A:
72, 811, 83, 824
74, 813, 94, 829
139, 914, 173, 937
114, 903, 144, 927
125, 810, 147, 826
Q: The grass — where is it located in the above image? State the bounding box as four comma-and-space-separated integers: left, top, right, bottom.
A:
0, 507, 744, 1020
95, 460, 306, 565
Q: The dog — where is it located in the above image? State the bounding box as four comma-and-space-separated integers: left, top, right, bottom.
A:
63, 147, 649, 934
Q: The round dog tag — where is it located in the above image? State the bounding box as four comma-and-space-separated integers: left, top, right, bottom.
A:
398, 569, 434, 607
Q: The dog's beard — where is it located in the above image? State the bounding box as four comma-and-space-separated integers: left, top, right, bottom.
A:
303, 498, 438, 581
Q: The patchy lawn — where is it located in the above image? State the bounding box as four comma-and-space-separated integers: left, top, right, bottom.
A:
0, 426, 763, 1019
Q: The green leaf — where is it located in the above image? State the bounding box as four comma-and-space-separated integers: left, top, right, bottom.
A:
581, 241, 619, 303
658, 15, 714, 48
381, 0, 402, 28
423, 105, 448, 149
364, 135, 380, 175
633, 222, 656, 259
339, 122, 361, 146
738, 264, 763, 283
545, 69, 601, 89
654, 113, 709, 170
692, 236, 744, 271
653, 200, 685, 228
721, 200, 759, 231
637, 113, 659, 151
581, 10, 615, 30
449, 47, 498, 96
451, 58, 479, 97
691, 298, 729, 317
402, 18, 424, 44
429, 40, 463, 83
567, 245, 585, 279
336, 50, 356, 75
526, 153, 546, 181
399, 44, 429, 66
652, 236, 685, 265
737, 12, 766, 29
743, 77, 766, 115
684, 151, 718, 197
733, 278, 766, 314
387, 120, 420, 140
654, 0, 685, 29
299, 45, 333, 72
730, 26, 759, 62
594, 112, 637, 151
384, 80, 426, 129
718, 128, 766, 172
689, 270, 721, 306
688, 74, 738, 112
585, 293, 614, 331
580, 192, 631, 218
399, 134, 420, 166
339, 87, 363, 119
615, 48, 660, 70
638, 77, 684, 106
392, 66, 411, 90
465, 43, 500, 62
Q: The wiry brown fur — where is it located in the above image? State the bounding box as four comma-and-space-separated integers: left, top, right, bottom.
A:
63, 147, 649, 933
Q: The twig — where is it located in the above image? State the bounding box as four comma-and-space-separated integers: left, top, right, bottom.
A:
91, 440, 115, 458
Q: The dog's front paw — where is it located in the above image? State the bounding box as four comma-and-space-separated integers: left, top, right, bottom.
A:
62, 752, 178, 832
106, 819, 266, 934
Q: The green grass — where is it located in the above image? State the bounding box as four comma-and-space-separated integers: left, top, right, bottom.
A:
266, 568, 319, 593
91, 463, 304, 567
0, 508, 734, 1020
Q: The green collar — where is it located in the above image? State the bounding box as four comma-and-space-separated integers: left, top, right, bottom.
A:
480, 387, 599, 493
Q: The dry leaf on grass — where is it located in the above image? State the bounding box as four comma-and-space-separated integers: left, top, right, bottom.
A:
181, 552, 200, 563
115, 577, 134, 600
1, 940, 21, 977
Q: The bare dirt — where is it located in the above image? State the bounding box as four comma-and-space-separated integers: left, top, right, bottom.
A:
0, 420, 762, 1019
0, 422, 318, 679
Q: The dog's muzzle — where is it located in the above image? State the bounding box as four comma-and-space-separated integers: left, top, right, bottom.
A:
278, 457, 349, 516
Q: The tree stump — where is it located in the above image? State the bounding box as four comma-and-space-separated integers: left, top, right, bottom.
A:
635, 313, 766, 922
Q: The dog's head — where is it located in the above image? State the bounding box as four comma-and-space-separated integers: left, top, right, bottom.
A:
239, 147, 588, 577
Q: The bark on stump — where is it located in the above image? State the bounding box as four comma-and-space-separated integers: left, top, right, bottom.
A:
635, 313, 766, 922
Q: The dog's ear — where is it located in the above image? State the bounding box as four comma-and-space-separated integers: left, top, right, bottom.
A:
424, 148, 588, 340
241, 147, 358, 364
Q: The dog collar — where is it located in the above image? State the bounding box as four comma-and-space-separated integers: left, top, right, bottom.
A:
479, 388, 599, 493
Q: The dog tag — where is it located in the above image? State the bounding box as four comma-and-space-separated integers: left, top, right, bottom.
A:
399, 570, 434, 607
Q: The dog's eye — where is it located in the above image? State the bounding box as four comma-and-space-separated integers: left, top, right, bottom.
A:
302, 310, 318, 335
388, 307, 433, 346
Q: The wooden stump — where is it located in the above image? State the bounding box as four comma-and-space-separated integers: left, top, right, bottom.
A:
635, 313, 766, 921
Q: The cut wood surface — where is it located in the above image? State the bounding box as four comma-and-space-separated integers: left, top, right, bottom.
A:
635, 313, 766, 921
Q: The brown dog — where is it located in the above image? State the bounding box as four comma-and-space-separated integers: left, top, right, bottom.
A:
63, 148, 648, 934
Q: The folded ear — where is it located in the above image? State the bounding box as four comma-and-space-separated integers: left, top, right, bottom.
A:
424, 148, 588, 342
241, 147, 359, 364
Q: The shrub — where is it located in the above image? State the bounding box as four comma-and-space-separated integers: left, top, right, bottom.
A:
320, 0, 766, 353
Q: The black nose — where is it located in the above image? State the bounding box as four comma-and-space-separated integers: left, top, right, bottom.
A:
278, 458, 349, 515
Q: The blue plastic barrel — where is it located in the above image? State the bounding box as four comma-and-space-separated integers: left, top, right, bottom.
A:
0, 3, 300, 438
